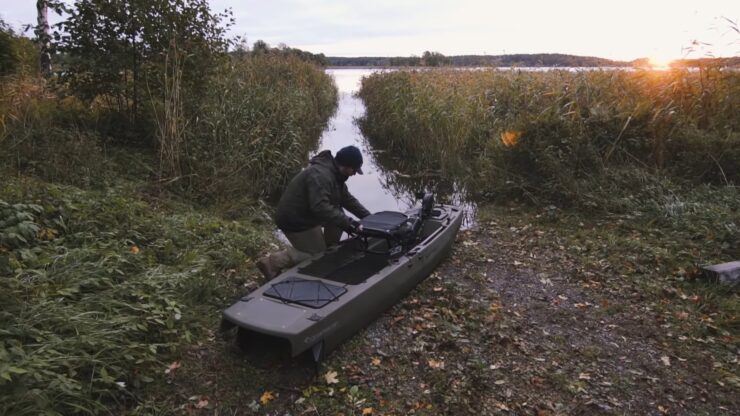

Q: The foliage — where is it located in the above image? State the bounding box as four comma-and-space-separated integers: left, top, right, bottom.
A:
358, 68, 740, 208
0, 20, 38, 76
421, 50, 449, 67
185, 53, 338, 200
329, 53, 631, 67
245, 39, 330, 66
0, 177, 269, 415
0, 75, 107, 187
57, 0, 233, 144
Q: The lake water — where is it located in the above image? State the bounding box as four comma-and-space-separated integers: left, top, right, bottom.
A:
316, 68, 477, 227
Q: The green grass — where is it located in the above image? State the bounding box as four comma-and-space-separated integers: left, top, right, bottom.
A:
0, 177, 271, 415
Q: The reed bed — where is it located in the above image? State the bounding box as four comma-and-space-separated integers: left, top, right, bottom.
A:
358, 68, 740, 207
187, 54, 338, 200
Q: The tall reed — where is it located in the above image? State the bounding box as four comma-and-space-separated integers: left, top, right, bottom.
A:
358, 68, 740, 205
151, 41, 187, 180
186, 54, 338, 200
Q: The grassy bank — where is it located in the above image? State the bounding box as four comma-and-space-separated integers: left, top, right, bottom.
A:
0, 177, 271, 415
1, 23, 338, 413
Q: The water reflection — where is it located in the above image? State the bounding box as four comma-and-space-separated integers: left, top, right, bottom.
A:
367, 148, 478, 227
319, 68, 477, 228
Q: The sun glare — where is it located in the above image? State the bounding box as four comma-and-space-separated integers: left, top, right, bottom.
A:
648, 57, 673, 70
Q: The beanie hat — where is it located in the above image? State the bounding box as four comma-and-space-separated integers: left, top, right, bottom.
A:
335, 145, 364, 174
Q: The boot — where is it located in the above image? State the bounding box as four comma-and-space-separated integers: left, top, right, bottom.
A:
256, 255, 276, 281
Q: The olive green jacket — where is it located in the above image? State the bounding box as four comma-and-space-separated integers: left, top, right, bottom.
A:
275, 150, 371, 233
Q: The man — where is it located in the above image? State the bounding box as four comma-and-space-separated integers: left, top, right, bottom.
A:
256, 145, 371, 279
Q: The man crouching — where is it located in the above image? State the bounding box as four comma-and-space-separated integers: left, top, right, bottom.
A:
256, 145, 371, 279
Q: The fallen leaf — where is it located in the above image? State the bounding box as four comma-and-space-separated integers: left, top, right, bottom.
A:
324, 370, 339, 384
501, 130, 522, 147
578, 372, 591, 380
164, 361, 181, 374
494, 401, 510, 410
260, 391, 274, 405
371, 357, 381, 366
362, 407, 373, 415
661, 356, 671, 366
428, 359, 445, 369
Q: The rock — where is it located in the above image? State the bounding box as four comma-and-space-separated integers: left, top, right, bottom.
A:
701, 261, 740, 285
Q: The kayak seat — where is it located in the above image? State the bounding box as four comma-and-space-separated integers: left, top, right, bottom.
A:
359, 211, 409, 240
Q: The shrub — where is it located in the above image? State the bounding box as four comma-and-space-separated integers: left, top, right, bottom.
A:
0, 20, 37, 76
0, 76, 106, 187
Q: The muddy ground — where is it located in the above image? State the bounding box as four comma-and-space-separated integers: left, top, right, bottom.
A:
156, 206, 738, 416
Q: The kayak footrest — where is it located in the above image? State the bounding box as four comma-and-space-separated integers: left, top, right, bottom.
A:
264, 276, 347, 308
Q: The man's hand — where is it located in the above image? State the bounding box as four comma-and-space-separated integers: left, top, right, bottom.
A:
348, 219, 363, 234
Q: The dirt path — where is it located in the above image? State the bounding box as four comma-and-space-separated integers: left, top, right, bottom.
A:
167, 210, 738, 415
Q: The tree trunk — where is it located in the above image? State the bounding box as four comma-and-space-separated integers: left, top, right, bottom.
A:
36, 0, 52, 77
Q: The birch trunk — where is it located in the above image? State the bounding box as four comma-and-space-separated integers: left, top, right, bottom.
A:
36, 0, 52, 77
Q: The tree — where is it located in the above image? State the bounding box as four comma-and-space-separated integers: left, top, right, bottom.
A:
252, 39, 269, 54
58, 0, 233, 128
421, 51, 449, 67
36, 0, 51, 76
33, 0, 67, 77
0, 20, 19, 75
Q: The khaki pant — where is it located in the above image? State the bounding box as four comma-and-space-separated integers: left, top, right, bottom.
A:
268, 224, 343, 271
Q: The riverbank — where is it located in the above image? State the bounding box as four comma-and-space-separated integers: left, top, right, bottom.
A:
137, 203, 737, 415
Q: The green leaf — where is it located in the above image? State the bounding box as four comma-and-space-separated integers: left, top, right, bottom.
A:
8, 366, 28, 374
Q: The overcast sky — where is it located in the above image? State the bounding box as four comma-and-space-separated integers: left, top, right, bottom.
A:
2, 0, 738, 62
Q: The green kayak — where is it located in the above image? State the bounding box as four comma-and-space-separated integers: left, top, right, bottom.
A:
221, 195, 463, 362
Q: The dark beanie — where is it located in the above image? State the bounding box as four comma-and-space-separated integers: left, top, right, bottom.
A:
335, 145, 364, 174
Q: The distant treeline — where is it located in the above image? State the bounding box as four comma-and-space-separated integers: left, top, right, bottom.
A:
235, 40, 330, 66
329, 53, 631, 67
671, 56, 740, 68
329, 52, 740, 68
